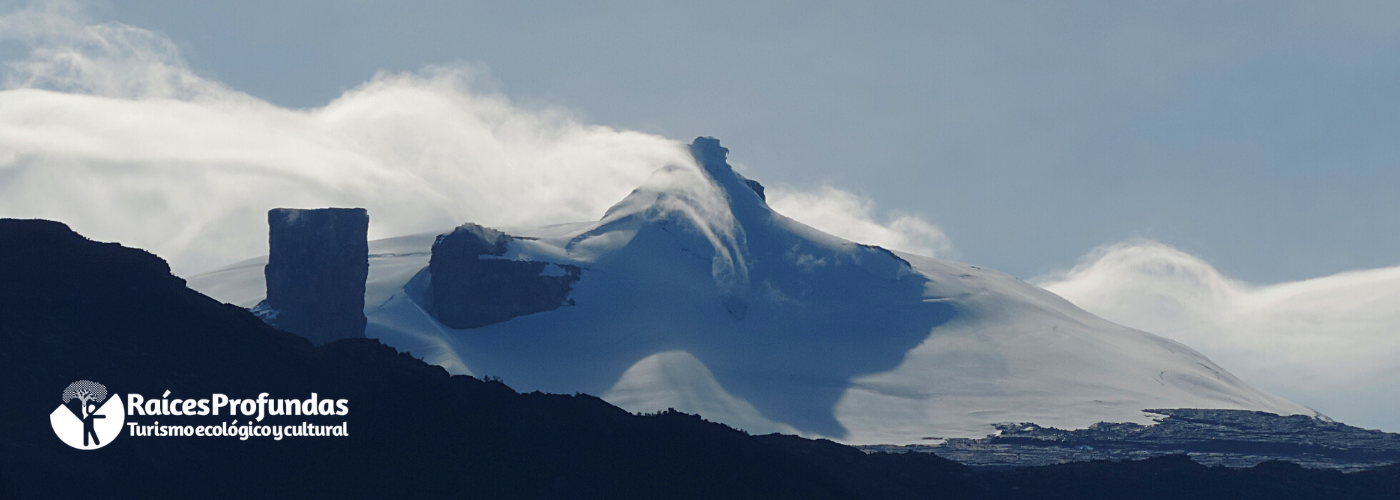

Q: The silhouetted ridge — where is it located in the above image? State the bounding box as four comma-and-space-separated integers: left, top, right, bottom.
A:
6, 221, 1399, 499
0, 218, 852, 499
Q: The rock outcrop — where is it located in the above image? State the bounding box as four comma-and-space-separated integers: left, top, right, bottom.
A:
261, 207, 368, 344
428, 223, 581, 329
690, 136, 766, 202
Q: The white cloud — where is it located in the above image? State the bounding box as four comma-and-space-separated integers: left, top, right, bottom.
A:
767, 185, 954, 258
0, 1, 954, 279
0, 2, 694, 275
1037, 241, 1400, 431
0, 0, 228, 100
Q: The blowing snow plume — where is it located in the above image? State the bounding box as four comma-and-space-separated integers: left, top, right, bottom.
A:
1039, 241, 1400, 432
0, 0, 950, 276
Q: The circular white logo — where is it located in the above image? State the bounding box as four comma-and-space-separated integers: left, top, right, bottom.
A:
50, 380, 125, 450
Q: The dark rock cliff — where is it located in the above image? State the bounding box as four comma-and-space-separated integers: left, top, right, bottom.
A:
428, 223, 580, 329
262, 207, 368, 344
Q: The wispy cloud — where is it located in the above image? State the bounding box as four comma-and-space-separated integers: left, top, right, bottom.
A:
0, 1, 956, 275
1038, 241, 1400, 431
0, 2, 693, 274
768, 185, 954, 258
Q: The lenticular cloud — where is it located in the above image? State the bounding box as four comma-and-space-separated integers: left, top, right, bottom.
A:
1038, 241, 1400, 431
0, 1, 951, 275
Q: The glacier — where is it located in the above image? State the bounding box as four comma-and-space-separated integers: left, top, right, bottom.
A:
188, 137, 1311, 444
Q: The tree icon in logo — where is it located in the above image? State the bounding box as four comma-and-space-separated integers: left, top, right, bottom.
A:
50, 380, 125, 450
64, 381, 109, 446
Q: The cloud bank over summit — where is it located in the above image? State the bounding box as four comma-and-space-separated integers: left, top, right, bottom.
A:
1039, 242, 1400, 431
0, 1, 948, 275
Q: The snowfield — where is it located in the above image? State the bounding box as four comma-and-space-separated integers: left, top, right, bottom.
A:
188, 138, 1311, 444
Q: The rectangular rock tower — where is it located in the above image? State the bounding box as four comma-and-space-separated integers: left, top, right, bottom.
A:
263, 207, 369, 345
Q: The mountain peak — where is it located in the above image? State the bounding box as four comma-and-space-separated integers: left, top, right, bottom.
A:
189, 140, 1312, 444
690, 136, 729, 169
690, 136, 768, 205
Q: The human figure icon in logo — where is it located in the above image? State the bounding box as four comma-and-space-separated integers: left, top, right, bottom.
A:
62, 380, 109, 447
84, 404, 105, 446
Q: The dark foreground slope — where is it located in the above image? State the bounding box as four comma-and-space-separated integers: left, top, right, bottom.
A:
1, 219, 1397, 500
0, 219, 851, 500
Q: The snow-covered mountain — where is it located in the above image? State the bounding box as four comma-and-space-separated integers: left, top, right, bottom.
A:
188, 137, 1311, 444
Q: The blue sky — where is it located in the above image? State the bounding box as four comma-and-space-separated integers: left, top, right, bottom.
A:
86, 0, 1400, 283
